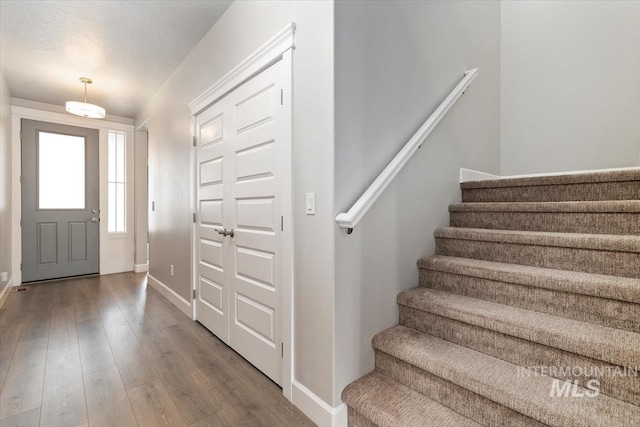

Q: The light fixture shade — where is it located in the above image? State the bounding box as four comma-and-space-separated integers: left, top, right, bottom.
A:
65, 101, 106, 119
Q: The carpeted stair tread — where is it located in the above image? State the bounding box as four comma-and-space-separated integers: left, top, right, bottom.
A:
373, 325, 640, 427
460, 169, 640, 190
341, 371, 481, 427
344, 170, 639, 426
398, 305, 640, 405
449, 200, 640, 213
435, 228, 639, 278
417, 255, 640, 303
397, 288, 640, 368
417, 255, 640, 331
460, 170, 640, 202
434, 227, 640, 253
448, 201, 640, 235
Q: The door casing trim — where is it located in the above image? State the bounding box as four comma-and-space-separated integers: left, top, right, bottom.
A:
189, 22, 296, 116
189, 22, 295, 401
11, 106, 135, 285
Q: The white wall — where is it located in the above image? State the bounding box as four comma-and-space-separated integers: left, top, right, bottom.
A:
501, 0, 640, 175
0, 70, 12, 295
334, 0, 501, 406
136, 0, 336, 410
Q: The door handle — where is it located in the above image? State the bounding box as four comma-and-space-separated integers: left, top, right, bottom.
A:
215, 228, 234, 238
91, 217, 99, 222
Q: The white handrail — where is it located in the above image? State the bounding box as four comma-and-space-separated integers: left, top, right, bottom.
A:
335, 68, 478, 234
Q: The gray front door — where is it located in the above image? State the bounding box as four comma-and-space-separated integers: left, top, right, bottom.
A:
21, 119, 100, 282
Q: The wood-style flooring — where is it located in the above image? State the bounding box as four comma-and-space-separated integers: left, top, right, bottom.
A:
0, 273, 316, 427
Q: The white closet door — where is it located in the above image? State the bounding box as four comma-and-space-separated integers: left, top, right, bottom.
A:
195, 101, 229, 343
195, 59, 285, 385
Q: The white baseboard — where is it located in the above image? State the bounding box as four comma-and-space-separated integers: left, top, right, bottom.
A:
0, 277, 14, 308
460, 168, 500, 183
133, 263, 149, 273
147, 274, 192, 318
292, 380, 347, 427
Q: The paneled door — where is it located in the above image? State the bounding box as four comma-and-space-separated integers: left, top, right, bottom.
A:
195, 60, 288, 385
21, 119, 100, 282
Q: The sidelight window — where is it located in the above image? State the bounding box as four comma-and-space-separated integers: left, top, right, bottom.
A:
108, 131, 126, 233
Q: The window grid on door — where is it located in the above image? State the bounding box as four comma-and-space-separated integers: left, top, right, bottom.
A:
108, 130, 126, 233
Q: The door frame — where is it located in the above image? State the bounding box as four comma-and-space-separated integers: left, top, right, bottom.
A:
20, 119, 100, 282
189, 22, 295, 400
11, 105, 135, 285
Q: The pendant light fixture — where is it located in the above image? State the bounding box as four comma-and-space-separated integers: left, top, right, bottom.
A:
65, 77, 106, 119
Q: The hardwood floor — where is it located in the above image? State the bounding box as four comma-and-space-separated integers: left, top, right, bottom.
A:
0, 273, 315, 427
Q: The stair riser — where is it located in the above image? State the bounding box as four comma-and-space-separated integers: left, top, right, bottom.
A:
399, 306, 640, 406
449, 212, 639, 235
343, 370, 484, 427
419, 269, 640, 332
435, 238, 640, 278
347, 409, 377, 427
375, 351, 547, 427
461, 181, 639, 203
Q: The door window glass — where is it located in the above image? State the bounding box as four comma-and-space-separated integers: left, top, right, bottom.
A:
38, 132, 85, 209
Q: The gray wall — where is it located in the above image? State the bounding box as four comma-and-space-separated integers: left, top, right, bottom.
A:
136, 1, 336, 404
134, 130, 148, 267
501, 0, 640, 175
334, 0, 501, 406
0, 70, 12, 294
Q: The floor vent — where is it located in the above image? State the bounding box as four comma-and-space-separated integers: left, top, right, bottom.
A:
13, 287, 28, 292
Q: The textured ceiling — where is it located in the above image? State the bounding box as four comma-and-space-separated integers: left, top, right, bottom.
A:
0, 0, 233, 118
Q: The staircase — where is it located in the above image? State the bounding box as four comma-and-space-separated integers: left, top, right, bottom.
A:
342, 170, 640, 426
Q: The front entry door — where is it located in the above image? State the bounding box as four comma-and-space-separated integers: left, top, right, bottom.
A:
195, 59, 288, 385
21, 119, 100, 282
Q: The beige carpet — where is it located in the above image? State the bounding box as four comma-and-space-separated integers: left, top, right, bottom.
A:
342, 169, 640, 426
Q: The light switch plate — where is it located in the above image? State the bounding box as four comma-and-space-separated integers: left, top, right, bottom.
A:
305, 193, 316, 215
